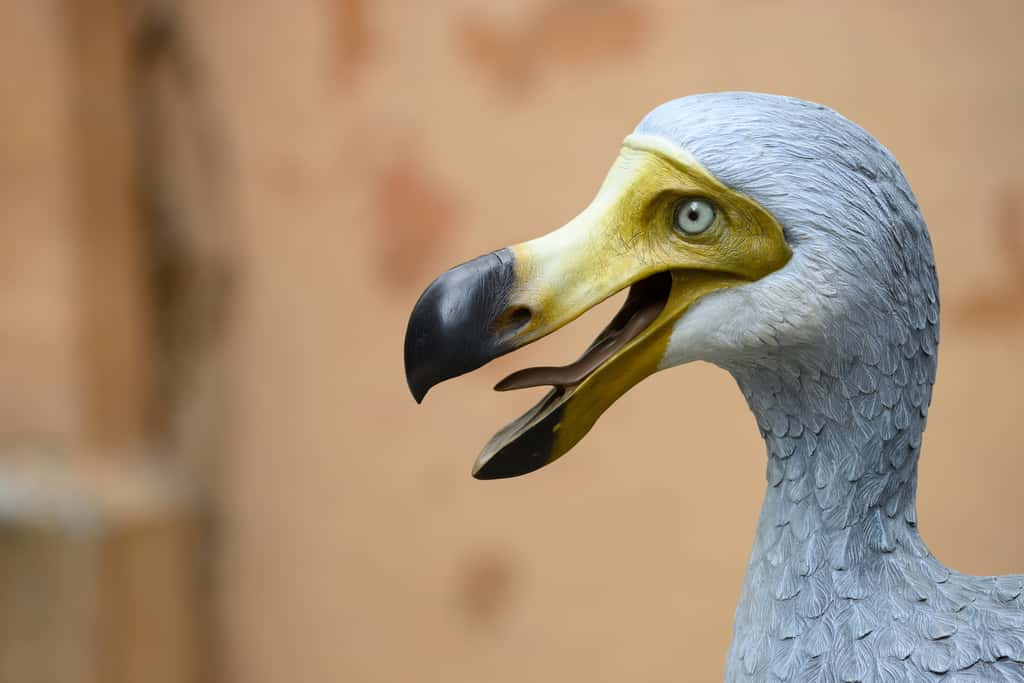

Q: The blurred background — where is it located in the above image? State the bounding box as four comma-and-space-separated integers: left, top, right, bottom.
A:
2, 1, 1024, 681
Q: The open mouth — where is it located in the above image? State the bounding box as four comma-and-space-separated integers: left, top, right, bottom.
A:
473, 270, 673, 478
493, 271, 673, 392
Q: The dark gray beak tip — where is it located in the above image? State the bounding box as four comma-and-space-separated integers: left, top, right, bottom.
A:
472, 454, 548, 480
403, 249, 518, 402
403, 293, 442, 404
409, 383, 428, 405
403, 302, 437, 403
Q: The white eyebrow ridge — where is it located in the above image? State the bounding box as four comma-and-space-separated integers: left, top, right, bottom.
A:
622, 133, 711, 177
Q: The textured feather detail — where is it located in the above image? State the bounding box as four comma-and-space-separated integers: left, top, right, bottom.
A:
836, 635, 873, 682
877, 624, 916, 661
833, 567, 870, 600
873, 655, 907, 683
844, 600, 875, 640
799, 533, 829, 577
850, 361, 877, 394
768, 456, 786, 487
853, 391, 882, 420
797, 571, 833, 620
994, 578, 1024, 603
801, 614, 835, 658
914, 640, 952, 674
786, 453, 808, 481
770, 637, 803, 680
830, 528, 855, 571
776, 563, 802, 601
948, 629, 983, 670
919, 611, 959, 640
786, 472, 814, 504
866, 509, 897, 553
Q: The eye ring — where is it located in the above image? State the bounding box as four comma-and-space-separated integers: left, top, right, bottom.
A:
674, 198, 716, 236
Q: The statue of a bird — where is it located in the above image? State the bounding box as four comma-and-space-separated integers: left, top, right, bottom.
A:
405, 92, 1024, 681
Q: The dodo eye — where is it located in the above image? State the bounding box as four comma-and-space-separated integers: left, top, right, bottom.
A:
674, 198, 716, 236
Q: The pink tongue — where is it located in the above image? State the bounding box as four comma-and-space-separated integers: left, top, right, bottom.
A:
493, 301, 661, 392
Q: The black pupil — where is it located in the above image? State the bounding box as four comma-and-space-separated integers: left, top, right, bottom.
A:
687, 207, 700, 221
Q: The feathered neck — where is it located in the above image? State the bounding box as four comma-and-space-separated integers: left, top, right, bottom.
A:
722, 347, 942, 679
736, 351, 933, 535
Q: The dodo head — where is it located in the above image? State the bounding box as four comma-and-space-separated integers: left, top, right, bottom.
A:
404, 92, 938, 480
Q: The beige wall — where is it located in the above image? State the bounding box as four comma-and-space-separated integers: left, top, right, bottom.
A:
4, 2, 1024, 682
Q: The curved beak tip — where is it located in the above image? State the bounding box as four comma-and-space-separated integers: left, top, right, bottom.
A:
403, 328, 434, 403
403, 249, 518, 404
402, 338, 432, 403
408, 383, 428, 404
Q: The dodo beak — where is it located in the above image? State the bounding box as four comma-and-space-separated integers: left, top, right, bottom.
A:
405, 137, 790, 479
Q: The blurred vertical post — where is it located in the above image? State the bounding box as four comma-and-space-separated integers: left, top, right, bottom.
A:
0, 454, 199, 683
0, 0, 221, 681
68, 0, 154, 452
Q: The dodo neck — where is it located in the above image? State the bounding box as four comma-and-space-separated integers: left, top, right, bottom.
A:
734, 352, 933, 537
724, 346, 941, 681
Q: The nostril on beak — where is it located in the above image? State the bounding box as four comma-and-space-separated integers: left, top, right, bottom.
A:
494, 306, 533, 337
